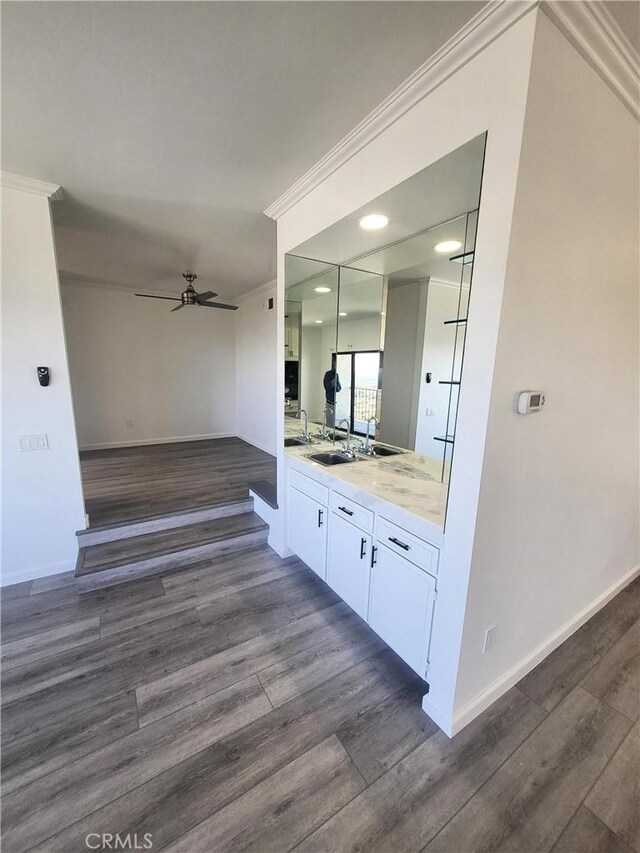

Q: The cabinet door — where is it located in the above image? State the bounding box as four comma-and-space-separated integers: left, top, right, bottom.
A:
369, 542, 436, 678
327, 513, 372, 619
287, 485, 327, 579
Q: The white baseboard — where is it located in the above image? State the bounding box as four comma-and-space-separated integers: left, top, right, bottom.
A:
79, 433, 235, 451
1, 558, 77, 587
450, 563, 640, 737
421, 694, 454, 736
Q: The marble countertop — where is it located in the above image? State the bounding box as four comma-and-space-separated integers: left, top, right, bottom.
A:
284, 419, 448, 545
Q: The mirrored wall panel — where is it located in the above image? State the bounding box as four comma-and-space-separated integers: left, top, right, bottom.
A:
284, 256, 338, 428
283, 133, 486, 522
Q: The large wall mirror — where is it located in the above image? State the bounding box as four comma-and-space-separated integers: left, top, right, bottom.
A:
284, 133, 486, 491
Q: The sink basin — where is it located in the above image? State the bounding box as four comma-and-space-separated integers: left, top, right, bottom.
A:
284, 437, 315, 447
370, 445, 403, 457
306, 451, 357, 466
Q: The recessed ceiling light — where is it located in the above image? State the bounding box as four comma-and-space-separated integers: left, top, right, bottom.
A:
435, 240, 463, 254
339, 312, 348, 317
359, 214, 389, 231
314, 319, 323, 324
314, 286, 332, 293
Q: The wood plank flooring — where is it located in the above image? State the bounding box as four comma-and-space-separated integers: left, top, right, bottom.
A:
1, 552, 638, 853
80, 438, 277, 528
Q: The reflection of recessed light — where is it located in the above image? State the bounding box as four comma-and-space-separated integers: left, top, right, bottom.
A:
339, 312, 347, 317
314, 320, 323, 324
359, 214, 389, 231
435, 240, 462, 254
314, 286, 332, 293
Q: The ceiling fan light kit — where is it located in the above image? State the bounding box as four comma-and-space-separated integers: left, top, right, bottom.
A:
135, 271, 238, 312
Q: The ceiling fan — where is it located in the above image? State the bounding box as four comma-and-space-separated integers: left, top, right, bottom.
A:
135, 273, 238, 312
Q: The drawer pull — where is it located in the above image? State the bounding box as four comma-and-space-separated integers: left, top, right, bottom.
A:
360, 537, 367, 559
318, 509, 324, 528
389, 536, 410, 551
371, 545, 378, 568
338, 506, 354, 517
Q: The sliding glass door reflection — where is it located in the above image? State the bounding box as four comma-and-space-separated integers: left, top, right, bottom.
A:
334, 350, 382, 438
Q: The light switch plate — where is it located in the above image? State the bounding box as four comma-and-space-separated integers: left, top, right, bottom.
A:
19, 434, 49, 452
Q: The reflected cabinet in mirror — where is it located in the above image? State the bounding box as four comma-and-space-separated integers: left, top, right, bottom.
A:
284, 133, 486, 521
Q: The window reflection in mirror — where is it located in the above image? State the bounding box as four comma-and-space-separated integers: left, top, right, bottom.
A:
283, 133, 486, 516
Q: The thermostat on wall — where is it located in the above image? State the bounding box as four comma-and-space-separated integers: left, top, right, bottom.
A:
517, 390, 546, 414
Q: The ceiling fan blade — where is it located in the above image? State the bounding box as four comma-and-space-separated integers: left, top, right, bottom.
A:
200, 301, 238, 311
171, 303, 186, 312
196, 290, 217, 302
135, 294, 181, 301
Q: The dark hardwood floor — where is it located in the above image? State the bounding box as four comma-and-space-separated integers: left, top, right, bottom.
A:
1, 552, 638, 853
79, 438, 277, 528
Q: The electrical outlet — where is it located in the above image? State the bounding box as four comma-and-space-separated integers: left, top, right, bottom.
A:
19, 434, 49, 452
482, 624, 497, 654
126, 419, 134, 428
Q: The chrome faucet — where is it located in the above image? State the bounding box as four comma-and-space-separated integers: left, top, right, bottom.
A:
337, 418, 356, 459
316, 405, 332, 441
360, 416, 380, 455
298, 409, 310, 443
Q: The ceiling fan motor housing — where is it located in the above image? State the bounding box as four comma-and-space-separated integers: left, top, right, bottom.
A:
181, 284, 199, 305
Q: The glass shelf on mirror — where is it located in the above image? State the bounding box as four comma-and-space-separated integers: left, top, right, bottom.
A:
449, 250, 475, 265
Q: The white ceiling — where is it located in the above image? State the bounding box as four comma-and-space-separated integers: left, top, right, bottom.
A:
1, 0, 485, 299
604, 1, 640, 52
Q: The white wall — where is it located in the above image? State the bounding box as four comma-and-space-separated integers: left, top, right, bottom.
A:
337, 315, 382, 352
236, 282, 277, 455
1, 184, 86, 584
61, 283, 237, 449
300, 325, 325, 423
379, 281, 428, 448
453, 13, 640, 724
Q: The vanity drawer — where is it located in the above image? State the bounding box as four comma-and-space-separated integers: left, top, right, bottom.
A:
330, 491, 374, 533
376, 517, 439, 574
289, 468, 329, 506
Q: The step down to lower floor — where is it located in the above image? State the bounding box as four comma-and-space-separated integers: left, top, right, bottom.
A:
75, 510, 268, 592
76, 497, 255, 546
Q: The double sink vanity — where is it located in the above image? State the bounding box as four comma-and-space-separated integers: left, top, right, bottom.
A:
284, 418, 446, 681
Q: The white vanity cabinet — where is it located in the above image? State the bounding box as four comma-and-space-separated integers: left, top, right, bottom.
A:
327, 492, 375, 619
327, 512, 372, 619
286, 463, 439, 680
369, 542, 437, 677
287, 483, 328, 579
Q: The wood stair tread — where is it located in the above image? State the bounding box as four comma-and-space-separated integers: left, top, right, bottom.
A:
78, 497, 253, 536
77, 512, 268, 576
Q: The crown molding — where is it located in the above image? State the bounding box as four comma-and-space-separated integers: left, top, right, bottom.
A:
1, 171, 63, 200
60, 276, 172, 298
542, 0, 640, 121
263, 0, 537, 220
264, 0, 639, 221
236, 278, 277, 303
